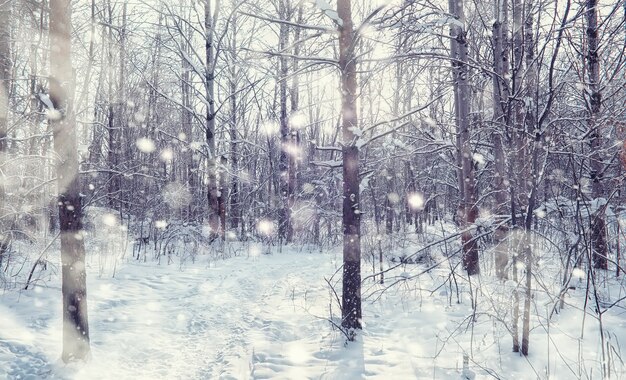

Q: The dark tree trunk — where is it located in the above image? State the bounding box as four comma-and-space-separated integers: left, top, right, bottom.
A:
338, 0, 362, 334
229, 2, 240, 231
205, 0, 221, 239
181, 20, 194, 220
521, 0, 538, 356
287, 5, 303, 243
449, 0, 479, 275
50, 0, 90, 362
278, 0, 293, 243
586, 0, 607, 270
219, 156, 227, 240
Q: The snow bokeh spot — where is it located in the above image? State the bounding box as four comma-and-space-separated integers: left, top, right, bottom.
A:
45, 109, 63, 121
387, 193, 400, 204
407, 192, 425, 211
257, 219, 276, 237
261, 120, 280, 136
102, 213, 118, 227
160, 148, 174, 161
289, 111, 307, 129
136, 137, 156, 153
572, 267, 585, 279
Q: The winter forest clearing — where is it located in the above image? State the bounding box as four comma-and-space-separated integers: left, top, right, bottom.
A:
0, 0, 625, 378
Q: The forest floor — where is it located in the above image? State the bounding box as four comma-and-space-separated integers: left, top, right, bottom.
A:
1, 237, 626, 379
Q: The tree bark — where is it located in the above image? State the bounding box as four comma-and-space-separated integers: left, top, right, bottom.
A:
229, 1, 240, 231
278, 0, 293, 243
288, 5, 303, 243
205, 0, 221, 239
50, 0, 90, 362
521, 0, 538, 356
586, 0, 607, 270
338, 0, 362, 334
181, 14, 194, 221
0, 1, 12, 267
449, 0, 479, 275
492, 0, 511, 280
106, 1, 120, 210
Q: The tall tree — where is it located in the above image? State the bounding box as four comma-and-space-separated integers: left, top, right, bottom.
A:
228, 0, 240, 232
338, 0, 362, 334
449, 0, 479, 275
0, 1, 12, 267
277, 0, 294, 243
205, 0, 222, 239
586, 0, 607, 270
521, 0, 538, 356
491, 0, 511, 280
49, 0, 91, 362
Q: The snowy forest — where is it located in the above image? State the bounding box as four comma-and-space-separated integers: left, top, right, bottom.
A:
0, 0, 625, 378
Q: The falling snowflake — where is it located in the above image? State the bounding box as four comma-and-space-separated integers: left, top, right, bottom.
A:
289, 111, 307, 129
387, 193, 400, 204
136, 137, 156, 153
261, 120, 280, 136
46, 109, 63, 121
407, 192, 424, 211
472, 153, 485, 166
102, 213, 118, 227
257, 219, 276, 236
572, 268, 585, 279
160, 148, 174, 161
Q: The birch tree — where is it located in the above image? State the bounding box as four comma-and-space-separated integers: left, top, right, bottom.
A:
0, 1, 12, 267
49, 0, 91, 362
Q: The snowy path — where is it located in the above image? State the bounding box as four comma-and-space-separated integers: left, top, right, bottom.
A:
85, 250, 337, 379
3, 244, 625, 379
0, 248, 348, 379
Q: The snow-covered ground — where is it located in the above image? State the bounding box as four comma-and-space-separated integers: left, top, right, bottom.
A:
1, 239, 626, 379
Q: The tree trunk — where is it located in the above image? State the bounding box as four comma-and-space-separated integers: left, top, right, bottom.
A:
219, 155, 227, 240
106, 1, 120, 210
338, 0, 362, 334
181, 18, 194, 221
0, 1, 12, 267
492, 0, 511, 280
50, 0, 90, 362
510, 0, 524, 353
521, 0, 538, 355
278, 0, 293, 243
205, 0, 221, 240
449, 0, 479, 275
288, 5, 303, 243
586, 0, 607, 270
229, 2, 240, 231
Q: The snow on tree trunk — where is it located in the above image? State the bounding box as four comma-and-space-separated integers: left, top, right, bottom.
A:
278, 0, 293, 244
449, 0, 479, 276
0, 1, 11, 267
205, 0, 222, 240
49, 0, 91, 362
229, 1, 240, 232
586, 0, 608, 270
521, 0, 538, 355
491, 0, 511, 280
